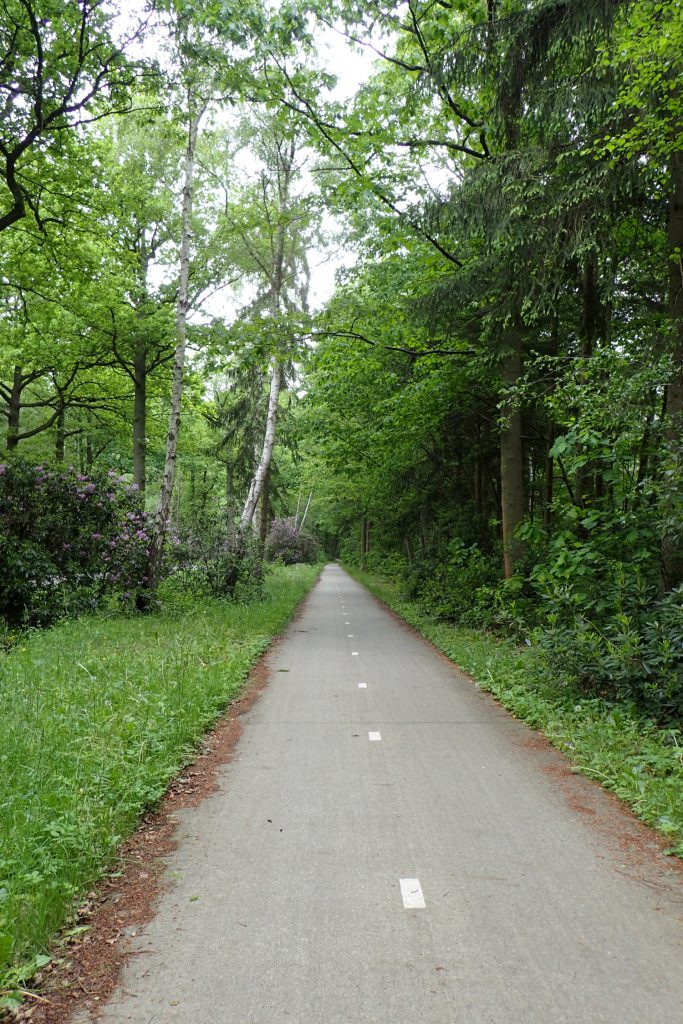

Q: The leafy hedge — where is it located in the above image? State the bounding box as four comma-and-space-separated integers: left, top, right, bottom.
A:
0, 458, 149, 628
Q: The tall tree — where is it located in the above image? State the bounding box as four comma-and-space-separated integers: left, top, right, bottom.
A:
0, 0, 148, 233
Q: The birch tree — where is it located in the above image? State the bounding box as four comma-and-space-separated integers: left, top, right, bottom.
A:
230, 119, 314, 541
142, 89, 205, 597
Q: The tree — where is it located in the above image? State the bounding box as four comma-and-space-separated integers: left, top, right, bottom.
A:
143, 85, 206, 597
0, 0, 149, 233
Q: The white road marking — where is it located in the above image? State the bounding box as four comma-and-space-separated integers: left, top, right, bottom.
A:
347, 634, 353, 637
368, 731, 381, 741
358, 683, 367, 689
400, 879, 425, 909
352, 651, 359, 656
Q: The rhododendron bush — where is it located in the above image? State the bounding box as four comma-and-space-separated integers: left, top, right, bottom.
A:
265, 517, 319, 565
0, 457, 150, 626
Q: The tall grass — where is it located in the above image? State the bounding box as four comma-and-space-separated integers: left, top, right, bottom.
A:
0, 564, 319, 998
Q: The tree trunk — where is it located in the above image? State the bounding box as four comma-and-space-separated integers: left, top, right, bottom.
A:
300, 492, 313, 532
142, 97, 204, 601
474, 458, 483, 512
575, 253, 602, 510
85, 413, 94, 471
500, 336, 525, 577
55, 406, 65, 462
543, 426, 554, 530
239, 359, 282, 533
360, 515, 367, 570
6, 365, 22, 450
662, 149, 683, 589
238, 136, 298, 540
257, 463, 271, 560
133, 337, 147, 493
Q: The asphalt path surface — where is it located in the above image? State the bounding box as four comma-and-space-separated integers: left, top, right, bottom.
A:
74, 564, 683, 1023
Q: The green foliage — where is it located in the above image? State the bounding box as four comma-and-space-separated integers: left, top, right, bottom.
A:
0, 563, 319, 1003
534, 586, 683, 722
171, 512, 265, 601
0, 0, 146, 232
0, 458, 149, 627
403, 540, 501, 627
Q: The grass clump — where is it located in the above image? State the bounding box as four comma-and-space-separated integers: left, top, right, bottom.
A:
348, 566, 683, 859
0, 563, 320, 1004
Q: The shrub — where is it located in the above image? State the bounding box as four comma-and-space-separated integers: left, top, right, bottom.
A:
414, 539, 500, 627
0, 458, 149, 627
171, 513, 264, 601
265, 517, 319, 565
534, 585, 683, 722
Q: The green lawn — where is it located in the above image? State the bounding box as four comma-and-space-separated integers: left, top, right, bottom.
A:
348, 566, 683, 860
0, 564, 320, 1002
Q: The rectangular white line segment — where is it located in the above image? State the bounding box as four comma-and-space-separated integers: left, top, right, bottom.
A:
368, 731, 381, 741
358, 683, 367, 689
400, 879, 425, 909
352, 651, 359, 656
348, 634, 353, 637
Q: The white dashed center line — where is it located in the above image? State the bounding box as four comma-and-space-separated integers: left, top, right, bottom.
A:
358, 683, 367, 689
368, 731, 381, 741
352, 651, 359, 656
400, 879, 425, 909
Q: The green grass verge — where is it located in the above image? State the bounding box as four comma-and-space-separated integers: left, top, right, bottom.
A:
0, 563, 320, 1004
348, 566, 683, 859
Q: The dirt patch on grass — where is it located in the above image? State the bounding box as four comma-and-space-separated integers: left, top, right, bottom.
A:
5, 642, 280, 1024
361, 575, 683, 889
518, 734, 683, 884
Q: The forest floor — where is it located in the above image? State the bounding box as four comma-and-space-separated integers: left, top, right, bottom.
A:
11, 564, 683, 1024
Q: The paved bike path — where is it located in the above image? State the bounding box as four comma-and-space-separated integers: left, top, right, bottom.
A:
74, 564, 683, 1023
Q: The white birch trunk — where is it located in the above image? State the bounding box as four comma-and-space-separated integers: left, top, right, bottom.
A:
239, 357, 282, 532
299, 491, 313, 532
238, 139, 295, 538
143, 96, 204, 593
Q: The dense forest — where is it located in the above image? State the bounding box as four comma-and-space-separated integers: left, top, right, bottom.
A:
1, 0, 682, 710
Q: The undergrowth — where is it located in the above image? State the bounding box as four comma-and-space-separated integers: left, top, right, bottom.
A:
348, 566, 683, 860
0, 563, 320, 1007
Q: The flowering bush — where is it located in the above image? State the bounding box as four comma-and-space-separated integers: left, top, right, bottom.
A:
265, 517, 319, 565
170, 512, 263, 601
0, 458, 150, 626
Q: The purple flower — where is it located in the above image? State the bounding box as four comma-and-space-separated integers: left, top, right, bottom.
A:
91, 532, 102, 540
136, 530, 148, 540
0, 465, 6, 475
